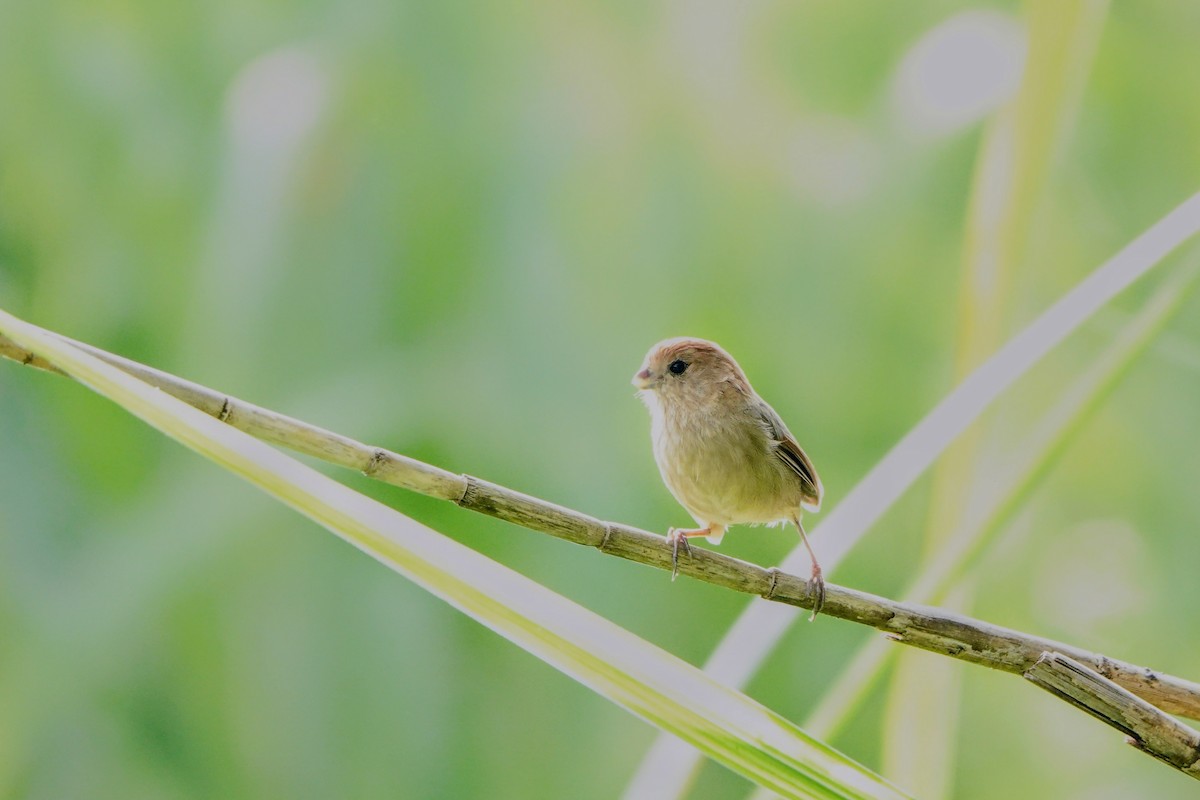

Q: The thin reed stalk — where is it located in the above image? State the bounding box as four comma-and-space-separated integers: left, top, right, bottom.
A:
3, 323, 1200, 723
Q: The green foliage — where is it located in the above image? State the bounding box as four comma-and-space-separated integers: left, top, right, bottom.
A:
2, 2, 1200, 798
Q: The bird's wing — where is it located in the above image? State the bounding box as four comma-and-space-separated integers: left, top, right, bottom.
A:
755, 401, 823, 512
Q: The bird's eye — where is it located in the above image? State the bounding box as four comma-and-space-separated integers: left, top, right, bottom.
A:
668, 359, 688, 375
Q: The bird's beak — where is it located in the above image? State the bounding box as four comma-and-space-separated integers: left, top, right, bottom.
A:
632, 368, 654, 390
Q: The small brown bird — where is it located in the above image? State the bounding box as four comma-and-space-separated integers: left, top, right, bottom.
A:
633, 337, 826, 617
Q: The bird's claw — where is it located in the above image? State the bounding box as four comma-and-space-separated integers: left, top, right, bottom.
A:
808, 565, 825, 622
668, 529, 692, 581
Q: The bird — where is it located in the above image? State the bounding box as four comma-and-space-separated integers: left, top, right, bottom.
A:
632, 337, 826, 617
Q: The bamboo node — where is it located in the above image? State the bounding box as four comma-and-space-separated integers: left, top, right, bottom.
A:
762, 567, 781, 601
457, 474, 478, 507
598, 523, 615, 553
363, 449, 389, 477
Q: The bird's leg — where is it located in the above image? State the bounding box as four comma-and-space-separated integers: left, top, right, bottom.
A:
666, 525, 721, 581
791, 515, 824, 621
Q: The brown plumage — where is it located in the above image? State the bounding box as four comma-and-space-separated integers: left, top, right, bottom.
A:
633, 336, 826, 616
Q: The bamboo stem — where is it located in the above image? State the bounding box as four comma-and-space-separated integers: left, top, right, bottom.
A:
1024, 652, 1200, 780
5, 330, 1200, 722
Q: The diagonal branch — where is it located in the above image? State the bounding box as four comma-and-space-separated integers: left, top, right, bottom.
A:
1024, 652, 1200, 780
4, 329, 1200, 723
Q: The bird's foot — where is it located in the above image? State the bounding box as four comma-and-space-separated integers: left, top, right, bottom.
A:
666, 528, 694, 581
808, 563, 825, 622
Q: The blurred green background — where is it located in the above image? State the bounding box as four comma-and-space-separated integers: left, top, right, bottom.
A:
3, 0, 1200, 797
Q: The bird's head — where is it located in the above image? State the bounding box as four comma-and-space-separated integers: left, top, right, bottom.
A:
632, 337, 751, 407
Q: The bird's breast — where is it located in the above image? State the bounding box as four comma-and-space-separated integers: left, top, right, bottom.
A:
651, 401, 799, 526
